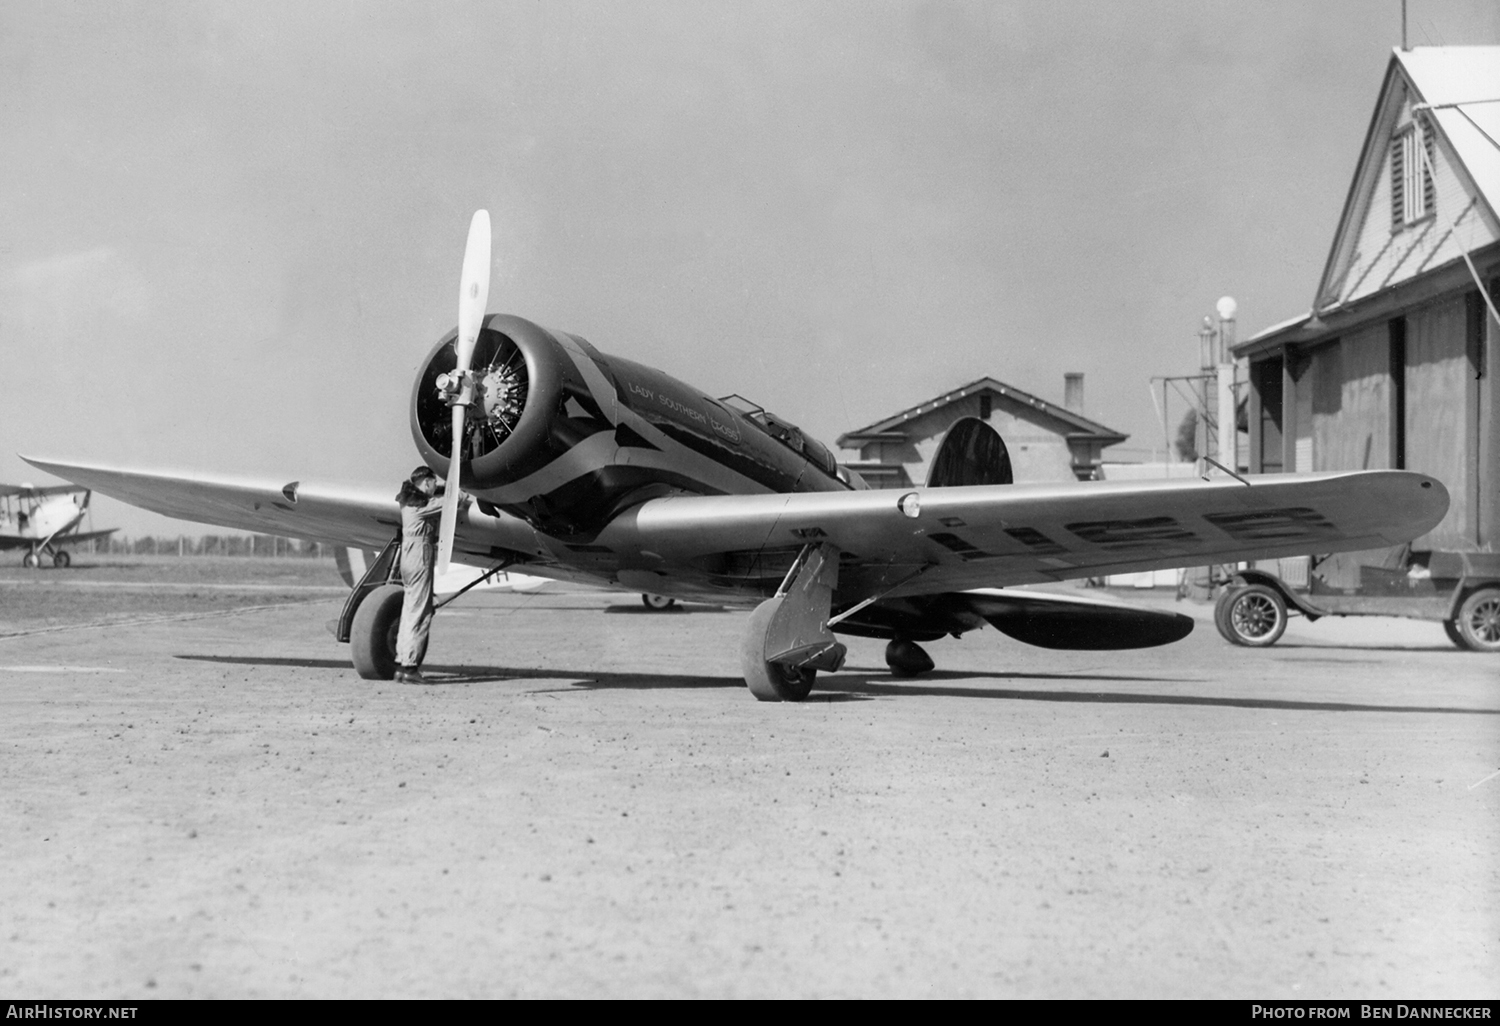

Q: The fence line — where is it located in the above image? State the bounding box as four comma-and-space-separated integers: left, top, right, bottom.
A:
92, 535, 331, 558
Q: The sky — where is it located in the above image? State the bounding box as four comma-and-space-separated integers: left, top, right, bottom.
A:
3, 0, 1498, 539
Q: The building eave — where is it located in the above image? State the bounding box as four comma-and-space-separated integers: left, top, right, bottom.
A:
1234, 239, 1500, 361
837, 376, 1126, 447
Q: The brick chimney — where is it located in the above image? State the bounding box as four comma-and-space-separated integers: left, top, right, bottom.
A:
1064, 373, 1084, 414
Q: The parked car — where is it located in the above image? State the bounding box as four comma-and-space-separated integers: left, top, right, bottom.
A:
1213, 548, 1500, 652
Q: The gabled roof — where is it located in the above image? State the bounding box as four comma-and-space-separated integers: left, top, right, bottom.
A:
1314, 46, 1500, 315
836, 377, 1126, 449
1401, 47, 1500, 215
1236, 46, 1500, 359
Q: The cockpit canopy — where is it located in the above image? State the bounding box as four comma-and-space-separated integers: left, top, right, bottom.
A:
719, 395, 838, 478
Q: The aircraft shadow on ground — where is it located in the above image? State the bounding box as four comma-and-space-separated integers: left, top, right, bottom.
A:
601, 604, 729, 615
174, 653, 741, 691
820, 673, 1500, 715
1271, 644, 1465, 654
173, 654, 1497, 715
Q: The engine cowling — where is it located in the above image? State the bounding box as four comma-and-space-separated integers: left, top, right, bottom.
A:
410, 314, 574, 491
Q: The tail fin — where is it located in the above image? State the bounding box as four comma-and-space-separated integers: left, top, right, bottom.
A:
926, 417, 1012, 487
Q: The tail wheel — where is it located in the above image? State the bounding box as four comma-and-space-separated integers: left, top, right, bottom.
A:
641, 593, 677, 611
1215, 584, 1287, 647
740, 596, 816, 702
1453, 588, 1500, 653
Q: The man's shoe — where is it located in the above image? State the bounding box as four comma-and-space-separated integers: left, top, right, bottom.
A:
395, 667, 429, 685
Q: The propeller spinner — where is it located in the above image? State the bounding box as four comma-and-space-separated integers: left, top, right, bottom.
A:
435, 209, 491, 575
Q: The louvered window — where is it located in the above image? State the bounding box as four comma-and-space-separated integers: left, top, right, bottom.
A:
1390, 118, 1435, 229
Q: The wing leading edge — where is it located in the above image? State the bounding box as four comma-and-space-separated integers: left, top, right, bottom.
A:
23, 456, 1449, 610
18, 456, 540, 566
596, 469, 1449, 596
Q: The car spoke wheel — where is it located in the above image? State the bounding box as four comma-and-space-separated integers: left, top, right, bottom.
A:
1215, 584, 1287, 647
1455, 588, 1500, 653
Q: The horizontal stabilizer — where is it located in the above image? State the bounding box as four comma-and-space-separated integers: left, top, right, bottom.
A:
963, 587, 1193, 649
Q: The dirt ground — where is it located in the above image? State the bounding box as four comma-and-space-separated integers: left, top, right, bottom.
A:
0, 556, 345, 634
0, 557, 1496, 998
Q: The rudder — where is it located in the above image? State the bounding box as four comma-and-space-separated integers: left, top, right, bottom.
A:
926, 417, 1013, 487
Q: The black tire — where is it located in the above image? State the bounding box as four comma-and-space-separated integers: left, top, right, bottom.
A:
22, 552, 39, 569
885, 638, 934, 678
1453, 587, 1500, 653
740, 596, 815, 702
1443, 618, 1466, 649
52, 550, 70, 568
1216, 584, 1287, 647
350, 584, 406, 680
641, 593, 676, 610
1213, 587, 1240, 642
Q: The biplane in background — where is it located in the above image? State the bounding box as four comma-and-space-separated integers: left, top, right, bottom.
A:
23, 211, 1450, 700
0, 483, 117, 567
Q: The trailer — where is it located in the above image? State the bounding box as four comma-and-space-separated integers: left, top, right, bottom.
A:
1213, 547, 1500, 652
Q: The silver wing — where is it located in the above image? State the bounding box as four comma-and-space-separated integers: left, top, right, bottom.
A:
596, 469, 1448, 597
21, 455, 1447, 644
18, 456, 538, 564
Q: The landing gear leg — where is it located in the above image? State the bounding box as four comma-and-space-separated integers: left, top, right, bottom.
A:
741, 543, 847, 702
885, 637, 934, 677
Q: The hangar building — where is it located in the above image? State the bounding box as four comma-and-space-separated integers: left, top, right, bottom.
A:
1235, 46, 1499, 554
836, 374, 1127, 488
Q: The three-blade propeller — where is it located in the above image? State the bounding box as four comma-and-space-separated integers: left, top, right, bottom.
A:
436, 209, 491, 575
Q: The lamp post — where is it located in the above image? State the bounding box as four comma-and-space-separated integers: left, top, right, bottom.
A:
1197, 316, 1214, 466
1215, 296, 1237, 472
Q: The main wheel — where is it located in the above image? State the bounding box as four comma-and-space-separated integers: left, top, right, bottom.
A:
1215, 584, 1287, 647
641, 593, 677, 610
740, 596, 815, 702
21, 551, 40, 569
349, 584, 406, 680
52, 550, 70, 568
1453, 587, 1500, 653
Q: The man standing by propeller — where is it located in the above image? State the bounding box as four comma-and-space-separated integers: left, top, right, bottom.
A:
394, 466, 444, 684
395, 210, 492, 685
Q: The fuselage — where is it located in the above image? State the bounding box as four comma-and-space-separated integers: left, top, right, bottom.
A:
411, 314, 854, 543
0, 494, 83, 541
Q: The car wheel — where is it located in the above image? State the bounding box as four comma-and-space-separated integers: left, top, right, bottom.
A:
1454, 587, 1500, 653
1218, 584, 1287, 647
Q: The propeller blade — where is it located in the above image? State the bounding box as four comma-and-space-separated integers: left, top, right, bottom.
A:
436, 406, 465, 575
455, 209, 491, 371
437, 210, 492, 575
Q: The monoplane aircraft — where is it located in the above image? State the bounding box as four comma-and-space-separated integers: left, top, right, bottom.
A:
0, 483, 117, 567
23, 211, 1449, 699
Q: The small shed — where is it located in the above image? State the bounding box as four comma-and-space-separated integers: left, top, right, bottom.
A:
1234, 46, 1499, 553
836, 375, 1128, 487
